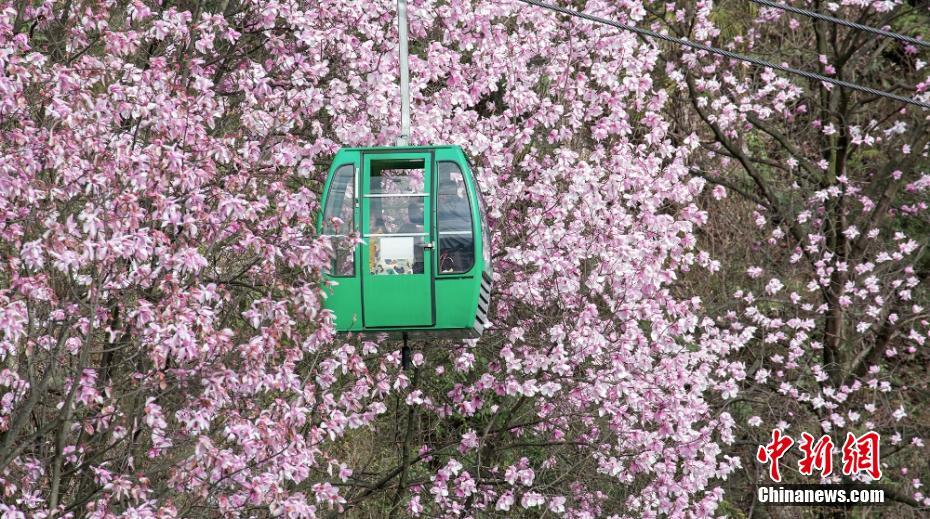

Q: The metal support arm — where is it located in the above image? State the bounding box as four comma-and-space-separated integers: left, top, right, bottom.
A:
397, 0, 411, 146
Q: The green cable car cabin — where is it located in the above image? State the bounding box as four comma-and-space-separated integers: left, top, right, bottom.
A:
318, 145, 492, 338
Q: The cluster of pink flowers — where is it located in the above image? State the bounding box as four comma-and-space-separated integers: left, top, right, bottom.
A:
7, 0, 926, 516
671, 0, 930, 509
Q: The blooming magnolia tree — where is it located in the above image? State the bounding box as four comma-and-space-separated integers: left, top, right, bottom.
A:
657, 0, 930, 513
0, 0, 815, 517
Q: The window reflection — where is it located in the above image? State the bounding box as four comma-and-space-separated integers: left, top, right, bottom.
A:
369, 164, 425, 194
437, 162, 474, 273
369, 197, 424, 235
322, 165, 355, 276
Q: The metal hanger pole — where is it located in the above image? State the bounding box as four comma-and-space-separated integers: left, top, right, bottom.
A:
397, 0, 411, 146
402, 332, 411, 370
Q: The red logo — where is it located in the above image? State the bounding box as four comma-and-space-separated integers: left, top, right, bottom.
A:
756, 429, 882, 482
798, 432, 834, 477
841, 431, 882, 480
756, 428, 794, 482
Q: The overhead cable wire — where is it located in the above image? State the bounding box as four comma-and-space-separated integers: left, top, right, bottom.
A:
749, 0, 930, 50
516, 0, 930, 110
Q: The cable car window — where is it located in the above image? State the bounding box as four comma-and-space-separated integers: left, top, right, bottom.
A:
369, 166, 425, 194
368, 162, 427, 275
437, 162, 474, 274
321, 164, 355, 276
369, 196, 424, 235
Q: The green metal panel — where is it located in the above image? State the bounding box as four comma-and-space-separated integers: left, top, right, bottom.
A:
318, 145, 491, 338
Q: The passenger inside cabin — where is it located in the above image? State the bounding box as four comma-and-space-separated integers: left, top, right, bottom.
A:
398, 199, 425, 274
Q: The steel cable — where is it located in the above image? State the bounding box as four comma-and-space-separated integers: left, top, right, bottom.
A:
516, 0, 930, 110
750, 0, 930, 50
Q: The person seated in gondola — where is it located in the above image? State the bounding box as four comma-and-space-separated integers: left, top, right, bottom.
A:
398, 199, 425, 274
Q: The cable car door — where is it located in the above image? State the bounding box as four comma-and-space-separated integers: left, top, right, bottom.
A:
360, 152, 434, 328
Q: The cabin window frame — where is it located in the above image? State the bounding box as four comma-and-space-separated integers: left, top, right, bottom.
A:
365, 160, 430, 276
435, 160, 477, 276
321, 163, 357, 277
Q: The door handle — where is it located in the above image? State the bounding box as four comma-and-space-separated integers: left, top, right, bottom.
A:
422, 242, 434, 249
